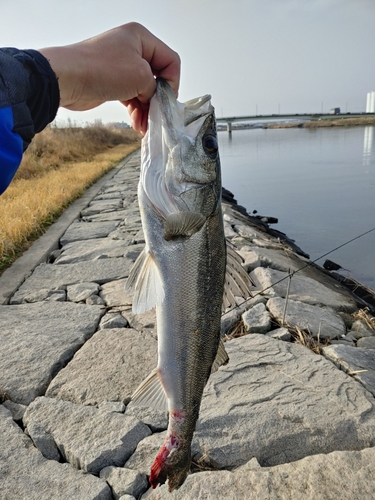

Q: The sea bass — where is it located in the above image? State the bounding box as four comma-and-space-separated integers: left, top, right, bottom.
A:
126, 79, 250, 492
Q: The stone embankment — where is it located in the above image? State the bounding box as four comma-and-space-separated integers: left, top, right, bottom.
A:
1, 151, 375, 500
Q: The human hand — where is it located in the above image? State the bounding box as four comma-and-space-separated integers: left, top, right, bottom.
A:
39, 23, 180, 134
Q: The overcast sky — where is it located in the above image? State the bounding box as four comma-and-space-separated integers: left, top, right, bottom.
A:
1, 0, 375, 125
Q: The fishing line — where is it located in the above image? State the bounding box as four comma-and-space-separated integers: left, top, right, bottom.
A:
221, 225, 375, 318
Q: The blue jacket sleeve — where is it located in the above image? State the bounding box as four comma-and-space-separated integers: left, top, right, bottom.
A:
0, 48, 60, 195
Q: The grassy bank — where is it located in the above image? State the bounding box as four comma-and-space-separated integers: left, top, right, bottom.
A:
267, 115, 375, 129
0, 125, 140, 273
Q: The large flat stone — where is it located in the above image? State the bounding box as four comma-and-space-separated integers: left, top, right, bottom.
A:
23, 397, 151, 474
267, 296, 346, 339
192, 335, 375, 469
0, 302, 104, 404
10, 258, 134, 303
142, 446, 375, 500
0, 405, 111, 500
55, 238, 139, 264
60, 220, 120, 245
46, 328, 158, 405
238, 245, 307, 273
323, 344, 375, 397
251, 267, 357, 312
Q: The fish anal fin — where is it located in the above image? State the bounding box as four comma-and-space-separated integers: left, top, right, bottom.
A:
211, 339, 229, 374
223, 241, 254, 311
131, 368, 168, 412
164, 212, 206, 241
125, 248, 165, 314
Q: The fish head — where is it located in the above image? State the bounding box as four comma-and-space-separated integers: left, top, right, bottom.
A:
141, 79, 222, 238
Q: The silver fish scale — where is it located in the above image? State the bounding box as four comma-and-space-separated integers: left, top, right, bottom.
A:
152, 206, 226, 417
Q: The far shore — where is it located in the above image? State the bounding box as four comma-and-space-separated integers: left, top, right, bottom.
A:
219, 115, 375, 131
267, 115, 375, 129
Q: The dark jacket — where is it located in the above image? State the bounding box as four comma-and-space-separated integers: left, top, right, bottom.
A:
0, 48, 59, 194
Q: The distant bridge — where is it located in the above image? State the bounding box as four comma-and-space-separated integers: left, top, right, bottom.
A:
216, 112, 375, 133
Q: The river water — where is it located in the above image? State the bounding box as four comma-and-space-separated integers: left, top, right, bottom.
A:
218, 125, 375, 290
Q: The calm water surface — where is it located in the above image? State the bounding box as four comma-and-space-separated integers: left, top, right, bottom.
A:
218, 126, 375, 290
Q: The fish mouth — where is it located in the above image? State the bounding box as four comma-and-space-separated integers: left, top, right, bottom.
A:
155, 78, 213, 142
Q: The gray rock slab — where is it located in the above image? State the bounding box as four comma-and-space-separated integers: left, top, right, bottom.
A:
95, 191, 123, 200
99, 313, 128, 329
141, 446, 375, 500
233, 223, 265, 241
125, 405, 168, 432
323, 344, 375, 397
86, 294, 106, 305
99, 278, 132, 306
352, 319, 375, 337
122, 307, 157, 336
242, 302, 271, 333
26, 421, 61, 461
251, 267, 357, 312
221, 295, 266, 336
61, 220, 119, 245
10, 287, 67, 304
238, 245, 307, 273
192, 335, 375, 469
83, 209, 131, 222
81, 199, 123, 216
357, 337, 375, 348
267, 297, 346, 339
2, 400, 26, 420
46, 328, 157, 406
0, 405, 111, 500
10, 258, 134, 303
108, 227, 137, 243
98, 401, 126, 413
67, 282, 100, 302
100, 466, 149, 499
0, 302, 104, 404
266, 327, 292, 341
23, 397, 151, 474
125, 432, 166, 475
55, 238, 137, 264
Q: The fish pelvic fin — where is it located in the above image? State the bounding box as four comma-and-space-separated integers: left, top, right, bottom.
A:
130, 368, 168, 412
125, 248, 165, 314
211, 339, 229, 374
223, 241, 254, 311
164, 211, 206, 241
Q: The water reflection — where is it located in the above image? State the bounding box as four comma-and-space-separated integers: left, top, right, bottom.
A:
363, 126, 375, 165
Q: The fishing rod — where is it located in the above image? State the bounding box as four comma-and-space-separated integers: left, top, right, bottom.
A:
222, 225, 375, 318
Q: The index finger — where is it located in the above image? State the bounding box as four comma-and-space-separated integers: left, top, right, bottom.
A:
140, 28, 181, 97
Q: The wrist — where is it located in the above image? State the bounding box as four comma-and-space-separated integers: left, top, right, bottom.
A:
39, 45, 87, 109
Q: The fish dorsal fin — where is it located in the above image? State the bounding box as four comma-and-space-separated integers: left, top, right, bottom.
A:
223, 241, 254, 312
164, 212, 206, 241
211, 339, 229, 374
131, 368, 168, 411
125, 247, 165, 314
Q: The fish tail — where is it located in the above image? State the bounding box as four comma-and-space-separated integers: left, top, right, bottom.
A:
150, 438, 191, 492
150, 409, 192, 491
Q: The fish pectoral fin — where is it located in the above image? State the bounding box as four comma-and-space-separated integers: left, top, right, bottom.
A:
125, 248, 165, 314
211, 339, 229, 373
222, 241, 254, 311
164, 212, 206, 241
130, 368, 168, 412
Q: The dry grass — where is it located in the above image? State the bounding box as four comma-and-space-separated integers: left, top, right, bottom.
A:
223, 319, 247, 341
0, 125, 140, 272
352, 308, 375, 330
291, 326, 330, 354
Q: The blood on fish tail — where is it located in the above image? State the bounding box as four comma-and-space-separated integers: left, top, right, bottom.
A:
149, 409, 192, 491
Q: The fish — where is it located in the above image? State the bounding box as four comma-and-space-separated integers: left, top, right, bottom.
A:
126, 78, 251, 492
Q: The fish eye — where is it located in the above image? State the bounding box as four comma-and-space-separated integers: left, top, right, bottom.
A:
202, 134, 218, 156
